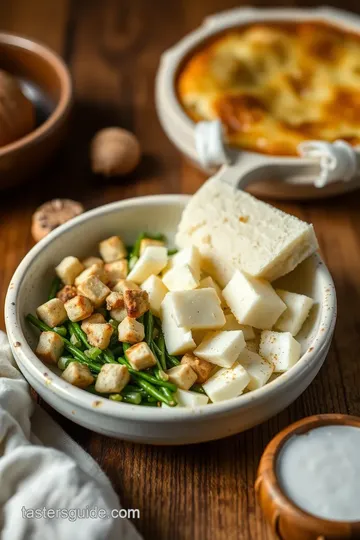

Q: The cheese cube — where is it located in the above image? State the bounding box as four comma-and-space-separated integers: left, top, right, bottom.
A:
222, 313, 255, 340
203, 363, 250, 402
237, 348, 274, 390
180, 352, 214, 383
274, 289, 314, 336
82, 256, 104, 269
259, 331, 301, 373
95, 364, 130, 393
198, 276, 225, 305
86, 323, 113, 349
126, 342, 157, 371
62, 362, 94, 389
104, 260, 128, 284
172, 246, 201, 281
55, 256, 84, 285
222, 271, 286, 330
162, 264, 199, 291
194, 330, 246, 368
124, 289, 149, 318
75, 264, 107, 287
106, 291, 124, 311
166, 364, 197, 390
140, 238, 165, 256
36, 331, 64, 364
81, 313, 106, 333
112, 279, 140, 293
161, 294, 196, 355
169, 289, 225, 330
127, 246, 168, 284
99, 236, 127, 263
77, 276, 110, 307
110, 308, 127, 322
118, 317, 144, 344
64, 295, 93, 322
172, 389, 209, 407
140, 275, 168, 317
56, 285, 77, 304
37, 298, 67, 328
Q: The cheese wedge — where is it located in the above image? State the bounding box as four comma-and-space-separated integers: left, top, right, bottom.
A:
175, 177, 318, 286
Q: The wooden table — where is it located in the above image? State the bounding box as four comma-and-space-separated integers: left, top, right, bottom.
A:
1, 1, 360, 538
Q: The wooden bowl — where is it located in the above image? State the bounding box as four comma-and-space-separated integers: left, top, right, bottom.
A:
256, 414, 360, 539
0, 33, 72, 189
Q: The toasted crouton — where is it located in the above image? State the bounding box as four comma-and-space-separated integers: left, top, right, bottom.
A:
124, 289, 149, 318
106, 292, 124, 311
81, 313, 106, 333
126, 342, 156, 371
36, 331, 64, 364
104, 260, 128, 285
112, 279, 140, 293
64, 295, 93, 322
82, 256, 104, 269
61, 362, 94, 388
75, 264, 108, 287
166, 364, 197, 390
139, 238, 165, 256
57, 285, 77, 304
110, 308, 128, 322
55, 256, 84, 285
118, 317, 145, 344
180, 353, 214, 384
99, 236, 127, 263
95, 364, 130, 394
77, 276, 110, 307
37, 299, 67, 328
86, 323, 113, 349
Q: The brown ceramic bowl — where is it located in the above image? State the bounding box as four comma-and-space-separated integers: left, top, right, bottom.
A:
0, 33, 72, 189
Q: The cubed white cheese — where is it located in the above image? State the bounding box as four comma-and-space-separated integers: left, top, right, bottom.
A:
222, 313, 255, 340
194, 330, 246, 368
127, 246, 168, 284
36, 298, 67, 328
222, 271, 286, 330
161, 294, 196, 355
139, 238, 165, 256
169, 289, 226, 330
173, 388, 209, 407
99, 236, 127, 262
203, 363, 250, 402
140, 275, 168, 317
237, 348, 274, 390
55, 256, 84, 286
95, 364, 130, 393
162, 264, 199, 291
198, 276, 225, 306
166, 364, 197, 391
171, 246, 201, 281
259, 330, 301, 373
274, 289, 314, 336
176, 176, 318, 285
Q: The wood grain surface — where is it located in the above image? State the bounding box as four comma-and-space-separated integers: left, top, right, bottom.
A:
1, 1, 360, 538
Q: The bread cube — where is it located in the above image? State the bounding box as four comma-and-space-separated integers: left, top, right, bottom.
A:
75, 264, 107, 287
166, 364, 197, 391
118, 317, 145, 344
37, 298, 67, 328
104, 260, 128, 285
57, 285, 77, 304
274, 289, 314, 336
198, 276, 225, 305
77, 276, 110, 307
112, 279, 140, 293
86, 323, 113, 349
36, 331, 64, 364
162, 264, 199, 291
237, 348, 274, 390
259, 330, 301, 373
203, 363, 250, 402
99, 235, 127, 263
81, 312, 106, 333
222, 271, 286, 330
161, 294, 196, 355
106, 291, 124, 311
173, 389, 209, 407
169, 288, 225, 330
64, 295, 93, 322
222, 314, 255, 341
82, 256, 104, 269
181, 352, 214, 383
110, 308, 128, 322
95, 363, 130, 393
127, 246, 168, 284
61, 362, 94, 388
55, 256, 84, 285
140, 238, 165, 256
172, 246, 201, 281
140, 275, 168, 317
126, 342, 157, 371
124, 289, 149, 318
195, 330, 246, 368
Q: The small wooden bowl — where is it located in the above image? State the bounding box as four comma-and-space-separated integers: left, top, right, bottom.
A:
256, 414, 360, 539
0, 33, 72, 189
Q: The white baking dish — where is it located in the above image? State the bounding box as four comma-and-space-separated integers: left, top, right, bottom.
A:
156, 7, 360, 199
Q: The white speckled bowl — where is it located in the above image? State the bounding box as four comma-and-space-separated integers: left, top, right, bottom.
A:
5, 195, 336, 445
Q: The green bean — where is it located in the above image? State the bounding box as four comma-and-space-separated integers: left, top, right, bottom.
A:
103, 349, 117, 364
144, 311, 154, 343
111, 345, 123, 357
69, 321, 90, 349
166, 354, 180, 368
136, 379, 176, 407
154, 335, 166, 371
53, 326, 67, 337
190, 384, 206, 395
57, 357, 73, 370
167, 248, 178, 256
118, 356, 176, 391
69, 326, 82, 348
132, 233, 146, 258
142, 401, 160, 407
121, 389, 142, 405
123, 343, 131, 353
161, 387, 177, 406
109, 394, 123, 402
48, 277, 61, 300
84, 347, 102, 360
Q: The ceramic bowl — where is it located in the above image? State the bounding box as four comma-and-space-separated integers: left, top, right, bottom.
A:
4, 195, 337, 445
0, 33, 72, 189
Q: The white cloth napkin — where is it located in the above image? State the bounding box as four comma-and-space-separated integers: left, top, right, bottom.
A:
0, 331, 142, 540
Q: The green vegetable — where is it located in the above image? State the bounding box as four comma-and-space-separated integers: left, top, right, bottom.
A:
167, 248, 178, 256
136, 379, 176, 407
109, 394, 123, 402
69, 326, 82, 349
153, 336, 166, 371
111, 345, 123, 357
53, 326, 67, 337
144, 311, 154, 344
57, 357, 73, 370
69, 321, 90, 349
48, 277, 61, 300
190, 384, 206, 395
103, 349, 117, 364
84, 347, 102, 360
118, 356, 176, 391
121, 389, 142, 405
166, 354, 180, 368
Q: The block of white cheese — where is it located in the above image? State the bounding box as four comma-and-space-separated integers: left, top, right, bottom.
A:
198, 276, 225, 306
222, 271, 286, 330
161, 294, 196, 355
274, 289, 314, 336
259, 330, 301, 373
162, 264, 199, 291
171, 246, 201, 281
237, 348, 274, 390
222, 313, 255, 340
163, 388, 209, 407
176, 177, 318, 286
194, 330, 246, 368
140, 275, 168, 317
128, 246, 168, 284
169, 288, 226, 330
203, 363, 250, 402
